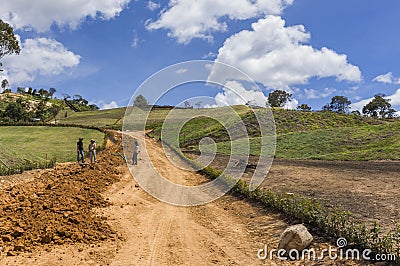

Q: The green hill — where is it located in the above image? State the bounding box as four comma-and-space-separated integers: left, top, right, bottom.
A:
144, 106, 398, 161
198, 122, 400, 160
272, 108, 384, 134
56, 105, 399, 161
57, 107, 126, 128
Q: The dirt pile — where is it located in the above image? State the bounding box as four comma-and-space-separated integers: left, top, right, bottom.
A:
0, 134, 125, 256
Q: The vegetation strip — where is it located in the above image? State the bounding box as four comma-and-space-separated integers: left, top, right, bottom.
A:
159, 137, 400, 262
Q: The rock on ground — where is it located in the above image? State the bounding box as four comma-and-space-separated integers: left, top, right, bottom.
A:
278, 224, 313, 252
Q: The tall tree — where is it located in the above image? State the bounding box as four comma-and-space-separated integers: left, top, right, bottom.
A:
133, 94, 148, 108
16, 87, 25, 94
38, 88, 47, 98
0, 20, 20, 59
0, 19, 20, 72
362, 94, 396, 118
49, 87, 56, 98
323, 96, 351, 113
35, 100, 47, 121
268, 90, 292, 107
1, 79, 9, 91
73, 94, 82, 100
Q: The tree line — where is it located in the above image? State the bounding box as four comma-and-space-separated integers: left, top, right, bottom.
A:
268, 90, 397, 118
15, 86, 56, 98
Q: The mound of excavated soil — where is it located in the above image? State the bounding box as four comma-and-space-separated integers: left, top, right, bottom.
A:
0, 135, 125, 256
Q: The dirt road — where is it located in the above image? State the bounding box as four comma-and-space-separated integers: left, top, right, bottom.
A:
0, 133, 368, 265
99, 132, 291, 265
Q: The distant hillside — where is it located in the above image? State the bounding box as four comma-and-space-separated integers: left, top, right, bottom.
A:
57, 107, 127, 128
0, 92, 98, 122
55, 105, 399, 161
0, 92, 57, 110
144, 106, 398, 161
0, 92, 61, 122
272, 108, 385, 134
148, 107, 387, 144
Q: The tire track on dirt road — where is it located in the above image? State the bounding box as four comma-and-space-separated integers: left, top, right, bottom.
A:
110, 131, 265, 265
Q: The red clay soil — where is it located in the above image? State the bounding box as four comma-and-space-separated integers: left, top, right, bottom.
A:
0, 136, 125, 256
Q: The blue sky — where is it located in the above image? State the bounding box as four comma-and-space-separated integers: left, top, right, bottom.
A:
1, 0, 400, 112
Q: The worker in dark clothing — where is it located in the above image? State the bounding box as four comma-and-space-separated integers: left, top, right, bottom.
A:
77, 137, 85, 163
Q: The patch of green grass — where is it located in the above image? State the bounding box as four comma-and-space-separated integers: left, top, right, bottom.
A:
0, 126, 105, 166
276, 122, 400, 160
196, 122, 400, 160
57, 107, 126, 128
145, 106, 397, 161
140, 105, 251, 139
272, 109, 384, 134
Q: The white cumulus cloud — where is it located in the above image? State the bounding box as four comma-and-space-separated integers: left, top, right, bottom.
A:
101, 100, 119, 110
372, 72, 400, 84
1, 36, 80, 84
351, 98, 372, 112
283, 98, 298, 110
388, 88, 400, 106
207, 80, 267, 107
202, 52, 217, 59
146, 0, 293, 44
147, 1, 161, 11
0, 0, 131, 32
351, 89, 400, 111
209, 16, 362, 89
176, 68, 188, 75
304, 88, 337, 99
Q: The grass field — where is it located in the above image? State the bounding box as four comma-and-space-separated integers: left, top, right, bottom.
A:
0, 126, 105, 167
144, 107, 400, 161
59, 105, 252, 131
194, 122, 400, 160
56, 105, 400, 161
57, 107, 126, 128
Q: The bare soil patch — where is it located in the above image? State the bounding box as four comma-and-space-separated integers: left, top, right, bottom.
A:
0, 136, 125, 259
194, 152, 400, 229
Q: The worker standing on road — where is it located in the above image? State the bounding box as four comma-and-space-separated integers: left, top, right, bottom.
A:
89, 139, 97, 163
77, 137, 85, 163
132, 140, 139, 165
